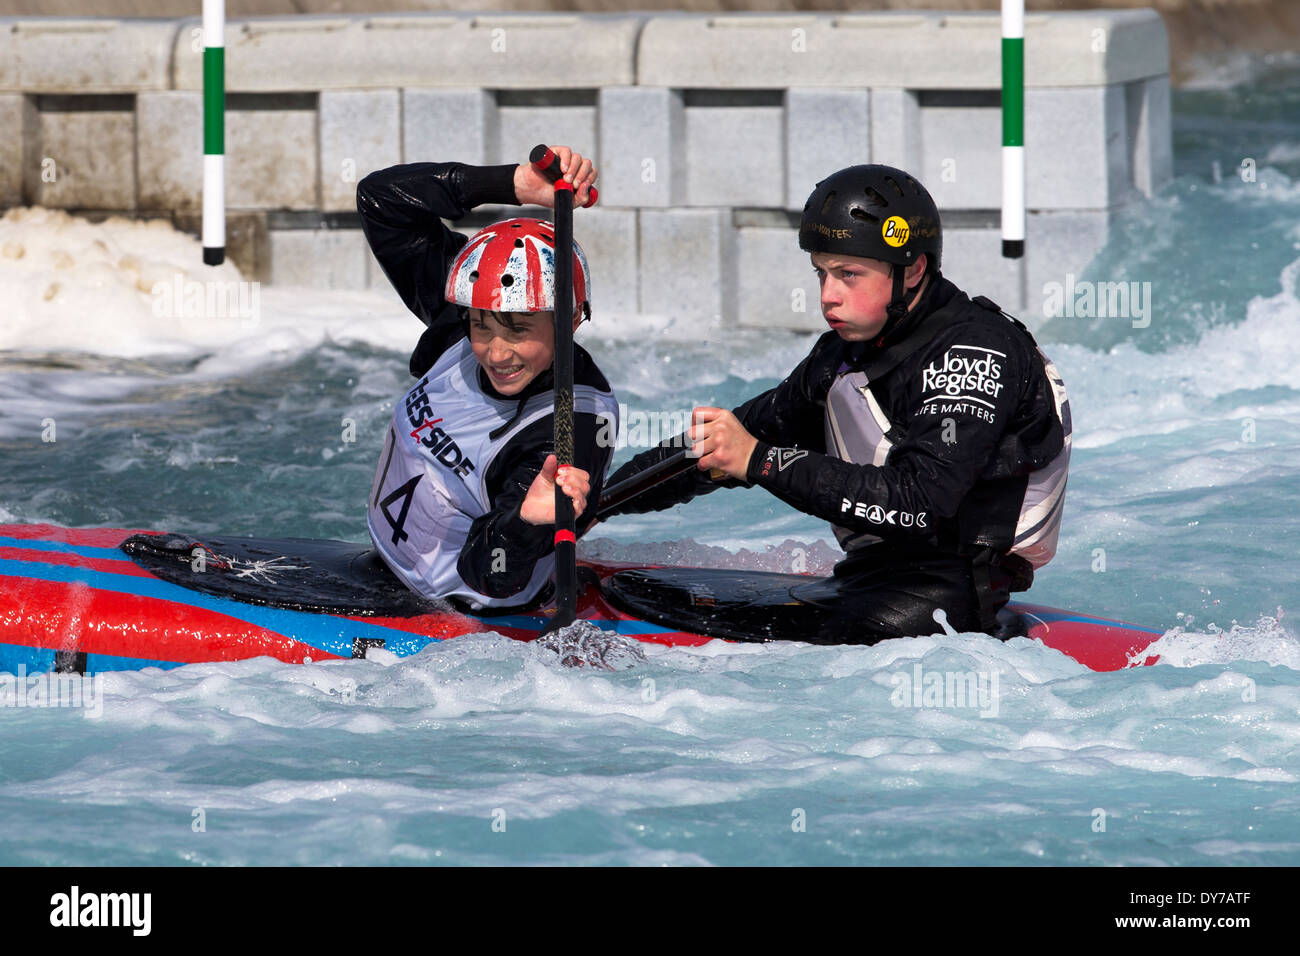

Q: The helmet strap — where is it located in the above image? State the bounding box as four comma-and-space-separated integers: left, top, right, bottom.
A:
880, 263, 909, 337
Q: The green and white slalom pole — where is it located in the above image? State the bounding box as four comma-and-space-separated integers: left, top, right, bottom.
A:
202, 0, 225, 266
1001, 0, 1024, 259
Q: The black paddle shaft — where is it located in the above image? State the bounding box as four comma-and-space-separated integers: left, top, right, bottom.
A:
530, 144, 581, 630
593, 449, 696, 522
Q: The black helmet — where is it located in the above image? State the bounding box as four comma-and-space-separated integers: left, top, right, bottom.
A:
799, 164, 943, 329
799, 164, 942, 270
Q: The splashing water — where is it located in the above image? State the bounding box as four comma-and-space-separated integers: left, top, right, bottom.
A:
534, 620, 648, 670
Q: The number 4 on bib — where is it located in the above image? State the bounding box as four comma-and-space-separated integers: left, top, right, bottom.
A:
379, 474, 422, 545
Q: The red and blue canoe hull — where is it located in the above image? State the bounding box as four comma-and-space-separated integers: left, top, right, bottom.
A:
0, 524, 1164, 673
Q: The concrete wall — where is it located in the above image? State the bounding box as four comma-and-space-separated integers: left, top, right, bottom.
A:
0, 11, 1174, 328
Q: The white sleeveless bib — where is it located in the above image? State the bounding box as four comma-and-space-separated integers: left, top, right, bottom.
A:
367, 339, 618, 608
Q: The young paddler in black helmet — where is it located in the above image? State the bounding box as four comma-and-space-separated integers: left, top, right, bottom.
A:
603, 165, 1072, 642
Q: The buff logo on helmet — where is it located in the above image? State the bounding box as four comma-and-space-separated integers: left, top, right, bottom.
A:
882, 216, 910, 248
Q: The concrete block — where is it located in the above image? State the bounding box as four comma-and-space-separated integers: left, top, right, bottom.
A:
28, 102, 136, 210
1127, 75, 1172, 198
953, 10, 1170, 88
869, 88, 921, 171
270, 228, 369, 289
456, 14, 641, 89
403, 89, 497, 167
941, 226, 1026, 317
223, 211, 272, 286
639, 15, 821, 88
19, 95, 39, 206
597, 87, 684, 208
138, 92, 202, 213
636, 11, 1168, 90
785, 88, 869, 211
0, 27, 17, 91
573, 207, 638, 317
320, 90, 401, 213
919, 94, 1001, 211
226, 102, 318, 211
1024, 210, 1111, 330
684, 96, 783, 208
174, 16, 387, 92
495, 100, 597, 168
0, 94, 34, 206
171, 14, 640, 92
1025, 86, 1131, 211
736, 225, 823, 332
1080, 10, 1171, 88
1103, 84, 1134, 205
639, 209, 736, 325
4, 18, 174, 93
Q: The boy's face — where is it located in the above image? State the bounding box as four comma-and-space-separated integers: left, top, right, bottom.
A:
467, 308, 578, 397
811, 251, 927, 342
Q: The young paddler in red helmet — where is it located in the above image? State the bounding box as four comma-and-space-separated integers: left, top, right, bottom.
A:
602, 165, 1072, 643
356, 148, 617, 611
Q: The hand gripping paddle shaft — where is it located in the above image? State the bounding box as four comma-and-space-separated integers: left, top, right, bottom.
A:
528, 145, 599, 208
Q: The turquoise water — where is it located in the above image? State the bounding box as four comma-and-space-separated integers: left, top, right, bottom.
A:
1, 57, 1299, 866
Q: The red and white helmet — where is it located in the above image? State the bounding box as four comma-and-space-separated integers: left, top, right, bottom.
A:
445, 218, 591, 315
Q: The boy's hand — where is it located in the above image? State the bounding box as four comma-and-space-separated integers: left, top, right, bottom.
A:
514, 146, 597, 209
689, 408, 758, 482
520, 455, 590, 526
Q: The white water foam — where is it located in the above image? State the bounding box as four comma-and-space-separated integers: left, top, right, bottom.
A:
0, 206, 413, 362
1061, 255, 1300, 451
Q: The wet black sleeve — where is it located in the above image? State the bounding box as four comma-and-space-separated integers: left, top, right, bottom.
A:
745, 322, 1030, 540
599, 333, 840, 517
456, 409, 614, 600
355, 161, 520, 375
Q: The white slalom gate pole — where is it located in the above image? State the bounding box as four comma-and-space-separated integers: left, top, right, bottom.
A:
1002, 0, 1025, 259
202, 0, 225, 266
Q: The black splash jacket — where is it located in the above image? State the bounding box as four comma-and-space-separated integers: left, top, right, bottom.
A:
357, 162, 615, 602
604, 276, 1066, 572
